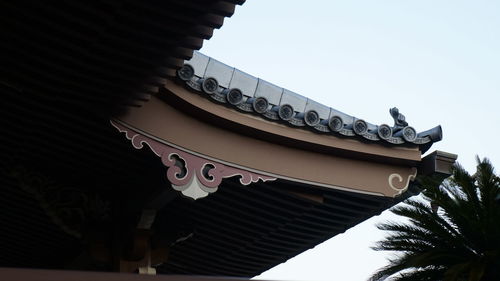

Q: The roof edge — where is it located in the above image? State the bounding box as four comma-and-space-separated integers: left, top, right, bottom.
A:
175, 51, 442, 152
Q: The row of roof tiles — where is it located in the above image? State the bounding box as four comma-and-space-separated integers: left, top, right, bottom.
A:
186, 52, 337, 119
176, 51, 442, 149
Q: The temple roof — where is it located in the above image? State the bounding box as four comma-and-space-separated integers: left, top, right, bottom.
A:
1, 0, 456, 278
177, 51, 443, 152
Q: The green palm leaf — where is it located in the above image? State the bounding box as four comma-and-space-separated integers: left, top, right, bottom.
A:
370, 157, 500, 281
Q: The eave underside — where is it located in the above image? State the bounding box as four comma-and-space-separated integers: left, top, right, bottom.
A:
1, 77, 396, 277
1, 159, 393, 277
155, 178, 394, 276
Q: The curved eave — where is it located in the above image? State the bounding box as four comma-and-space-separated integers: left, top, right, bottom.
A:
160, 81, 422, 165
117, 91, 421, 197
176, 51, 442, 152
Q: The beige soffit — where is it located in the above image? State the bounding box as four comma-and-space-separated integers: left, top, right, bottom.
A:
116, 92, 420, 197
163, 82, 421, 162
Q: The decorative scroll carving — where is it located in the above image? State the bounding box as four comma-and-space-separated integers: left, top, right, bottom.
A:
111, 120, 277, 200
388, 167, 418, 196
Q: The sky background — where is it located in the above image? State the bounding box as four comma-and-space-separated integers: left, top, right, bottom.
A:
200, 1, 500, 280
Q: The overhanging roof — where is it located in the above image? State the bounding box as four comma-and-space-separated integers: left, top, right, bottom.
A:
0, 0, 457, 278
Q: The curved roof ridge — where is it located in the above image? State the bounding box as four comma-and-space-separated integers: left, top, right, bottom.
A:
176, 51, 442, 152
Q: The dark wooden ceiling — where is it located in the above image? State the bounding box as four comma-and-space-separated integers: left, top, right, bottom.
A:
155, 178, 394, 276
0, 0, 241, 272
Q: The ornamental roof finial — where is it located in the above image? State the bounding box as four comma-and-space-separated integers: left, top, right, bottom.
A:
390, 107, 408, 128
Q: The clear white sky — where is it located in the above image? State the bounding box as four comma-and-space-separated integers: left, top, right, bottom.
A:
200, 1, 500, 280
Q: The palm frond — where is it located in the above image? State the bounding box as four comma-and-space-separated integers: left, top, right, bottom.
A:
370, 157, 500, 281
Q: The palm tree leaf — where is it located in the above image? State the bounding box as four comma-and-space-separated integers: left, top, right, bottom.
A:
370, 157, 500, 281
